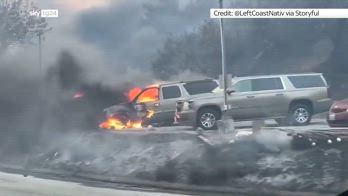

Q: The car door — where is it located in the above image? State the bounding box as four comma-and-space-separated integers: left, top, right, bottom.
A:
226, 79, 261, 120
250, 77, 288, 117
158, 85, 183, 123
227, 77, 287, 120
134, 87, 160, 114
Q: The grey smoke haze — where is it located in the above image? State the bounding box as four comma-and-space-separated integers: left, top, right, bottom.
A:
19, 0, 348, 82
74, 0, 347, 68
1, 0, 348, 139
2, 2, 348, 194
1, 0, 219, 154
1, 0, 347, 146
76, 0, 217, 68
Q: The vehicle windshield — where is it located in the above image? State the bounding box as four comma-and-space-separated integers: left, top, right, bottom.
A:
135, 87, 159, 103
1, 0, 348, 195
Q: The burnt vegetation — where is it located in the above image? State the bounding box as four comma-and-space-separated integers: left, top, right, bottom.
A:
0, 0, 49, 53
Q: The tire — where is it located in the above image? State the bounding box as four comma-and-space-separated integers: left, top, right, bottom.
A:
288, 103, 312, 126
197, 108, 221, 130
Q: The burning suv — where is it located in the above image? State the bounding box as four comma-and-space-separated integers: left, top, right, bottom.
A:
100, 79, 219, 129
177, 73, 332, 130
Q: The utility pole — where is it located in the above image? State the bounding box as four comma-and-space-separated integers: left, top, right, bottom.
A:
219, 0, 228, 112
23, 5, 52, 177
217, 0, 235, 134
24, 32, 44, 177
38, 32, 44, 132
38, 33, 42, 80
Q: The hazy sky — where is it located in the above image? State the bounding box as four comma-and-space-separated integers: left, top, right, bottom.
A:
27, 0, 346, 85
30, 1, 216, 80
37, 0, 112, 11
56, 0, 112, 11
26, 0, 216, 85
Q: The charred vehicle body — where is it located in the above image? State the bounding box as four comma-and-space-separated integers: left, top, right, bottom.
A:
177, 73, 333, 130
101, 79, 219, 129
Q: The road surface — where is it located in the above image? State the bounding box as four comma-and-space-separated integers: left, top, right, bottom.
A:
0, 172, 185, 196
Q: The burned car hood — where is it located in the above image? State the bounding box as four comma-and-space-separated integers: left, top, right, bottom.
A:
103, 102, 133, 115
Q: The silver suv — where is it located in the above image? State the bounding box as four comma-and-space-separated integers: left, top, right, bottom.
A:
177, 73, 332, 130
104, 79, 219, 127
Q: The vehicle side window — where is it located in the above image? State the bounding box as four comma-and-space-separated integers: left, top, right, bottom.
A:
233, 80, 252, 92
251, 78, 283, 91
162, 86, 181, 99
288, 75, 326, 88
136, 88, 159, 103
183, 81, 218, 95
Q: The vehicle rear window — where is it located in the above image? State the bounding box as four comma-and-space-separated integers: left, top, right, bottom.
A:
162, 86, 181, 99
288, 75, 326, 88
183, 81, 218, 95
251, 78, 283, 91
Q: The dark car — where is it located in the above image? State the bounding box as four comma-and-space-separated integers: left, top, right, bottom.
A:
328, 98, 348, 127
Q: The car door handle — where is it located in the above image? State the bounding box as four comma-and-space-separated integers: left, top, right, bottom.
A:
246, 95, 255, 98
154, 103, 160, 107
275, 93, 284, 96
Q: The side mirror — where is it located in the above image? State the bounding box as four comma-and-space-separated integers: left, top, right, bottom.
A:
226, 88, 236, 95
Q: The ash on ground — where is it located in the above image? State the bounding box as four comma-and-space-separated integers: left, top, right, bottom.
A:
1, 128, 346, 194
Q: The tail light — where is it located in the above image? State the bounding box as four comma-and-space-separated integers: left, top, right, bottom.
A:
331, 107, 347, 113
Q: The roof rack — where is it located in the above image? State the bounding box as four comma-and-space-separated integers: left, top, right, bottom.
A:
159, 78, 214, 86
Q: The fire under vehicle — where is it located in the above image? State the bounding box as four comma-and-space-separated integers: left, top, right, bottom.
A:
100, 79, 219, 130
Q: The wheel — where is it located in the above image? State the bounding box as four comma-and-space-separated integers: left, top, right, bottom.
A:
288, 103, 312, 126
197, 108, 221, 130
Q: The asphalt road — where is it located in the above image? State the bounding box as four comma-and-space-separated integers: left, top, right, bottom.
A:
0, 172, 186, 196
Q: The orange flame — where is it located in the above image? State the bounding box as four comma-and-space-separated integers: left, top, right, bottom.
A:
146, 110, 155, 118
99, 110, 155, 130
147, 84, 160, 88
126, 121, 142, 129
137, 88, 159, 103
99, 117, 143, 130
99, 85, 159, 131
127, 86, 159, 103
73, 92, 85, 99
128, 87, 142, 102
99, 117, 125, 129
